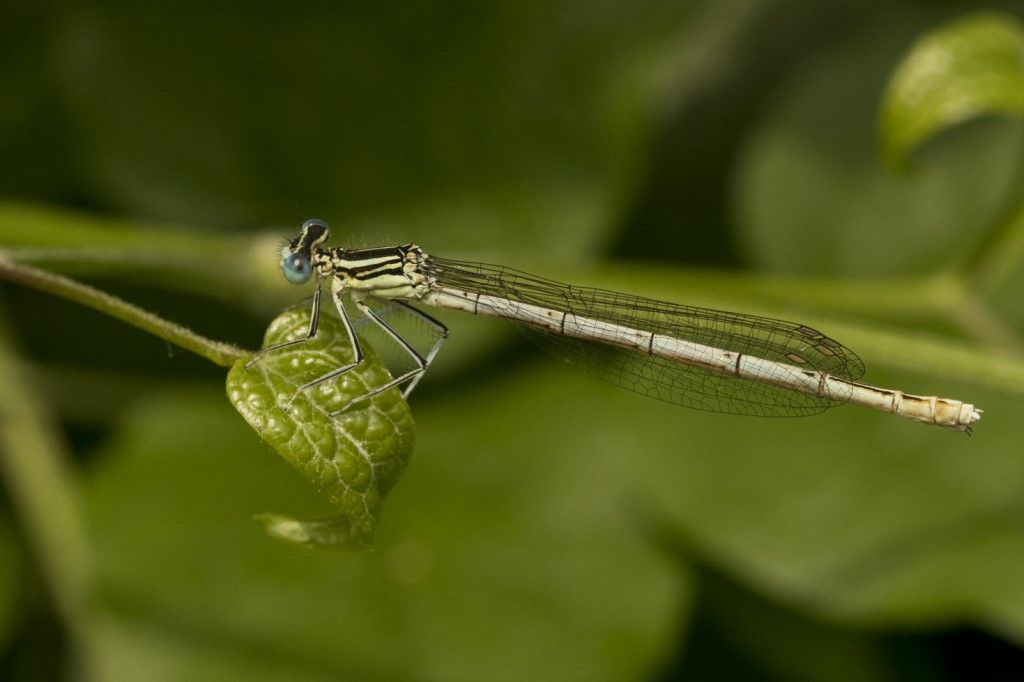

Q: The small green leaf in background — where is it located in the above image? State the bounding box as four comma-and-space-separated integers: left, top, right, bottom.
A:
733, 7, 1024, 279
880, 12, 1024, 169
227, 307, 414, 548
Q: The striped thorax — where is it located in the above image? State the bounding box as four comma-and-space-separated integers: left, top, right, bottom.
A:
283, 219, 433, 300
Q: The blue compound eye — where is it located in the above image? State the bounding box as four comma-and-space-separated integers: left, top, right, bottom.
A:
282, 251, 313, 284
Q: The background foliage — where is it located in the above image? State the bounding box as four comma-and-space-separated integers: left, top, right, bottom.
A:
2, 1, 1024, 679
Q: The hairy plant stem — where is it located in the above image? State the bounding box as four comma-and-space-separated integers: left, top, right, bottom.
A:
0, 253, 251, 367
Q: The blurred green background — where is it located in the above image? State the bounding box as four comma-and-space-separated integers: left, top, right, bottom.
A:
2, 1, 1024, 680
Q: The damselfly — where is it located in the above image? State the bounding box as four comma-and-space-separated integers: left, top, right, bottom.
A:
248, 219, 982, 432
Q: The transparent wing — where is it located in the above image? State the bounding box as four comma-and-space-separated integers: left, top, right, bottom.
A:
422, 257, 865, 417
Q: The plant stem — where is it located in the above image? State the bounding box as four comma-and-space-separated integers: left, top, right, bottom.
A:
0, 253, 251, 367
0, 315, 94, 673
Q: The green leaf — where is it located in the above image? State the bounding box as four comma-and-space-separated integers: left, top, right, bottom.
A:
84, 382, 681, 679
880, 12, 1024, 169
733, 11, 1024, 277
226, 307, 414, 548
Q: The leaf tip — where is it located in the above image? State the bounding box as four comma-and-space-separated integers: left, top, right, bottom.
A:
255, 512, 375, 550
